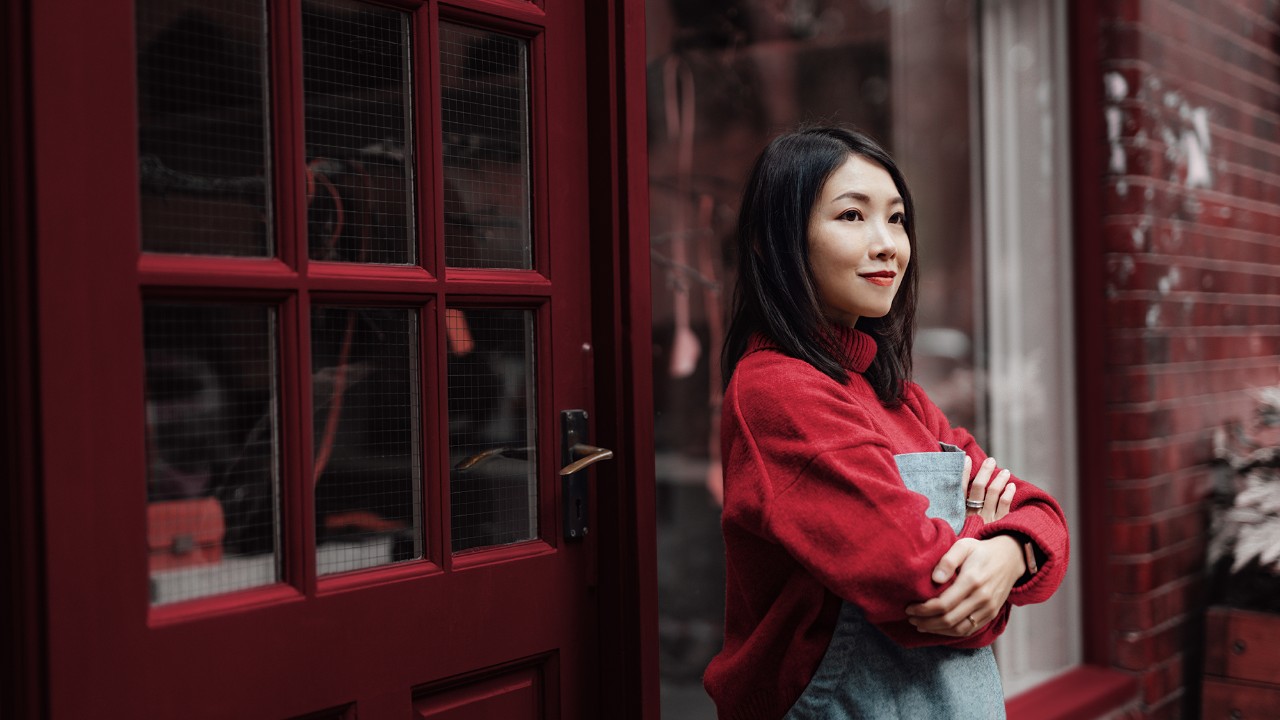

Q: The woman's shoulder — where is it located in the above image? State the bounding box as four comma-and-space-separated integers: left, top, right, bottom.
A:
727, 345, 879, 429
731, 343, 845, 400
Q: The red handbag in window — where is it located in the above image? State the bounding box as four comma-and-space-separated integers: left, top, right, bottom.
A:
146, 497, 226, 572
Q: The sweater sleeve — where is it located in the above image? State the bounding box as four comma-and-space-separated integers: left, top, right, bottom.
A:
906, 383, 1070, 606
733, 364, 1007, 648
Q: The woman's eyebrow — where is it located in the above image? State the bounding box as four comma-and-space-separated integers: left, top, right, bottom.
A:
829, 191, 904, 206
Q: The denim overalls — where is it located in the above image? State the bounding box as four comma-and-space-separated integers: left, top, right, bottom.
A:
785, 443, 1006, 719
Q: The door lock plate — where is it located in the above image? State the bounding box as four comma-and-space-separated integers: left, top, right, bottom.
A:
561, 409, 590, 540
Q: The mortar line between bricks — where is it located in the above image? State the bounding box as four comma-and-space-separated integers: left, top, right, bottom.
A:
1115, 611, 1197, 651
1109, 532, 1204, 564
1113, 506, 1204, 528
1105, 355, 1280, 374
1111, 572, 1202, 598
1107, 462, 1212, 487
1110, 321, 1280, 332
1109, 291, 1280, 307
1106, 382, 1280, 410
1226, 0, 1280, 36
1103, 250, 1280, 277
1103, 211, 1280, 246
1104, 173, 1280, 218
1155, 0, 1280, 65
1107, 436, 1214, 454
1141, 686, 1185, 713
1210, 116, 1280, 161
1109, 20, 1280, 98
1115, 132, 1280, 192
1104, 57, 1280, 127
1108, 325, 1280, 338
1109, 388, 1280, 410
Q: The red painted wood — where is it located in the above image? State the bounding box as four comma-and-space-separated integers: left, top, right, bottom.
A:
437, 0, 544, 26
1005, 665, 1139, 720
137, 255, 300, 292
1202, 677, 1280, 720
28, 0, 627, 717
441, 269, 554, 295
1069, 0, 1114, 669
413, 665, 541, 719
583, 0, 659, 716
1204, 607, 1280, 686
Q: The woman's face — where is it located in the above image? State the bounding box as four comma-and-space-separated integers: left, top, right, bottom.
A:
807, 153, 911, 328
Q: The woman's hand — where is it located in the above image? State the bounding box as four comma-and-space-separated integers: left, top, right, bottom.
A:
903, 535, 1026, 636
964, 455, 1015, 524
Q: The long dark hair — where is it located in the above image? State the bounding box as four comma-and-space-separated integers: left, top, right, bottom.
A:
722, 126, 919, 406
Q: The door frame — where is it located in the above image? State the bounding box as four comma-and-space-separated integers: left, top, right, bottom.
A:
583, 0, 659, 717
3, 0, 45, 717
3, 0, 657, 716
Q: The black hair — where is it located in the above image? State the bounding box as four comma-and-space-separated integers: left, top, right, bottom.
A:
721, 126, 919, 406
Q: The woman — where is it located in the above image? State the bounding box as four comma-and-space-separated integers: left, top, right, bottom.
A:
705, 127, 1069, 719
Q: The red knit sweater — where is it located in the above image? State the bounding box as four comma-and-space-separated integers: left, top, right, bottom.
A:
704, 328, 1070, 720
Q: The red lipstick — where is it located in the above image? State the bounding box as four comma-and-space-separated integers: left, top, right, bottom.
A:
860, 271, 896, 287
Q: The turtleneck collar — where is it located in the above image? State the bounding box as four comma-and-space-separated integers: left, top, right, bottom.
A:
826, 323, 877, 374
746, 324, 878, 374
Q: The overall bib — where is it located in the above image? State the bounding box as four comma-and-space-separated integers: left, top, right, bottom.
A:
785, 443, 1006, 719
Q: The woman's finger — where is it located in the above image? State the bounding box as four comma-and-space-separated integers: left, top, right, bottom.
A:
966, 457, 997, 516
981, 469, 1011, 523
910, 593, 993, 635
995, 483, 1015, 521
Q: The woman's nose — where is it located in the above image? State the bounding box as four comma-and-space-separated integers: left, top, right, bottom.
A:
869, 223, 898, 259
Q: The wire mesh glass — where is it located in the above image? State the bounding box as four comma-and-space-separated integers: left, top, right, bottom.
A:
136, 0, 272, 256
144, 304, 280, 605
312, 306, 423, 574
303, 0, 416, 265
440, 23, 532, 269
447, 308, 538, 552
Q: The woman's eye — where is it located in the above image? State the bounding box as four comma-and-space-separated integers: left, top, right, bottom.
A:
889, 212, 905, 224
840, 210, 863, 222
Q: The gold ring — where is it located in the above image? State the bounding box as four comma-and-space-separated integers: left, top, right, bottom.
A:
967, 615, 977, 628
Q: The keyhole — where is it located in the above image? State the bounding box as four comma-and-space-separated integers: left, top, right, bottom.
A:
575, 498, 583, 521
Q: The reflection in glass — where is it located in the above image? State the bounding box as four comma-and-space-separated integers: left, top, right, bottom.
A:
447, 308, 537, 552
303, 0, 415, 265
144, 304, 279, 605
311, 307, 422, 575
646, 1, 980, 716
440, 23, 532, 269
136, 0, 272, 256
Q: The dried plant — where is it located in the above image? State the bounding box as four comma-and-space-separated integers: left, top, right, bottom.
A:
1209, 387, 1280, 612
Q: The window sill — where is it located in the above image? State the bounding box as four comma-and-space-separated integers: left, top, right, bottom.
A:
1005, 665, 1139, 720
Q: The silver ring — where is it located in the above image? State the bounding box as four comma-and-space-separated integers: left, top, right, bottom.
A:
965, 498, 985, 509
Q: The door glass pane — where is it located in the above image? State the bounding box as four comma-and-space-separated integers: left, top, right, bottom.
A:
447, 308, 537, 552
303, 0, 415, 265
144, 304, 280, 605
137, 0, 272, 257
440, 23, 532, 269
312, 306, 422, 574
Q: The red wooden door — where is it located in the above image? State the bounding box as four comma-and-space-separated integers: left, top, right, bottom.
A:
30, 0, 620, 717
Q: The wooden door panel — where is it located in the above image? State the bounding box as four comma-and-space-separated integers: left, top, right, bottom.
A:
414, 665, 545, 720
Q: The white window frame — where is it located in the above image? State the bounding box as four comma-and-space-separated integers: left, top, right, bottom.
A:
979, 0, 1083, 695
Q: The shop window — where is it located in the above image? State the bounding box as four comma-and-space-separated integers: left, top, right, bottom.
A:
646, 0, 1079, 712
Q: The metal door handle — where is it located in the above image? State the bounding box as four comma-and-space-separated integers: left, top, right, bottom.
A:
559, 443, 614, 476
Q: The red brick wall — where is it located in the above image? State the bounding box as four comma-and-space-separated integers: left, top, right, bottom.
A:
1095, 1, 1280, 717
